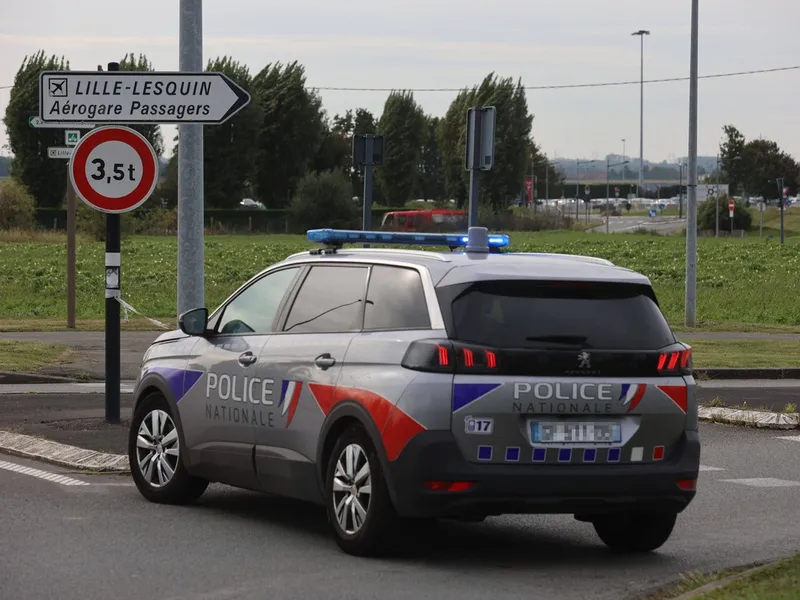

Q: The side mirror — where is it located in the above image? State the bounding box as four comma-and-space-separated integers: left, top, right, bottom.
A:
178, 307, 209, 336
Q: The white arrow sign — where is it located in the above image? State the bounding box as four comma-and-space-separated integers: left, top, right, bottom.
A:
48, 147, 74, 159
38, 71, 252, 125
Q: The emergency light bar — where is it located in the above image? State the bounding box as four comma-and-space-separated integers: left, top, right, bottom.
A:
306, 227, 510, 252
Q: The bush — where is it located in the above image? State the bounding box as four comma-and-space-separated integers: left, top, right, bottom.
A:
289, 170, 359, 231
76, 199, 135, 241
698, 195, 752, 232
0, 178, 36, 229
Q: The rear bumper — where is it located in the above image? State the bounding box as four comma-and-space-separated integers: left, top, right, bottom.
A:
385, 430, 700, 519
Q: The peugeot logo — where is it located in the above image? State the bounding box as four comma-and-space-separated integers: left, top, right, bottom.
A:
577, 351, 591, 369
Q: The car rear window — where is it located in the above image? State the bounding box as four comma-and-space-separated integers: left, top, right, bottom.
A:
445, 280, 675, 350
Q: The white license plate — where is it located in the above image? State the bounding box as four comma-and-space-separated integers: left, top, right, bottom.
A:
530, 421, 621, 444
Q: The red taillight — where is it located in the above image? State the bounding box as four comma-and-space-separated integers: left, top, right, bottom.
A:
677, 479, 696, 491
437, 345, 449, 366
657, 346, 692, 375
401, 340, 499, 374
424, 481, 474, 492
463, 348, 474, 367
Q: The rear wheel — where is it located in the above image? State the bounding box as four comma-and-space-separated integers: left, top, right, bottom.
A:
325, 425, 397, 556
129, 392, 208, 505
592, 511, 677, 553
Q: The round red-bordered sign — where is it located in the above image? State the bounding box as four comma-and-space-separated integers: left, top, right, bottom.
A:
69, 126, 159, 214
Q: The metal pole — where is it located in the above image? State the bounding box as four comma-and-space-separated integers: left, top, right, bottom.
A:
678, 163, 683, 219
66, 176, 76, 328
177, 0, 204, 316
575, 163, 580, 220
467, 109, 482, 228
760, 200, 763, 239
639, 35, 644, 198
545, 166, 549, 215
715, 153, 719, 237
685, 0, 699, 328
532, 158, 537, 217
606, 160, 610, 234
621, 139, 626, 190
362, 135, 373, 247
105, 61, 121, 425
778, 178, 785, 245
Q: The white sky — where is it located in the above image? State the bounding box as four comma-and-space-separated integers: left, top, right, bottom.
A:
0, 0, 798, 162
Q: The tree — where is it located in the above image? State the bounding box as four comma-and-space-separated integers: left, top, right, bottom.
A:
0, 178, 36, 229
117, 54, 164, 156
251, 62, 325, 208
415, 116, 446, 201
698, 195, 752, 231
312, 114, 350, 176
719, 125, 747, 196
375, 91, 426, 207
201, 56, 261, 208
529, 141, 563, 203
2, 51, 70, 207
439, 73, 533, 212
331, 108, 378, 197
288, 170, 358, 231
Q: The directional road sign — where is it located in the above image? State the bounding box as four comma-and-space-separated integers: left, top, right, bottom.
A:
39, 71, 251, 124
48, 147, 73, 159
30, 116, 95, 129
68, 126, 159, 214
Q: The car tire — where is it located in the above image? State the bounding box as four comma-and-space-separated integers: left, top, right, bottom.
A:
325, 425, 397, 557
592, 511, 677, 553
129, 392, 208, 505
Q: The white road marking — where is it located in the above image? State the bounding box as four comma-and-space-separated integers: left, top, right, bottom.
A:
0, 459, 90, 486
700, 465, 725, 472
720, 478, 800, 488
776, 435, 800, 442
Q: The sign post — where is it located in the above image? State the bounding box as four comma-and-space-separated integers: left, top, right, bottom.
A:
68, 121, 159, 423
465, 106, 496, 228
777, 180, 787, 245
728, 198, 735, 233
352, 134, 384, 246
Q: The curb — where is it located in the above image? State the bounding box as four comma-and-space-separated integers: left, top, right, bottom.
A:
672, 558, 786, 599
0, 430, 129, 472
694, 367, 800, 380
0, 371, 81, 385
698, 406, 799, 430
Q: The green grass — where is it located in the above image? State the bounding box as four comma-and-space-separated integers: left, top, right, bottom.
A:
692, 554, 800, 599
684, 339, 800, 368
747, 207, 800, 238
1, 231, 799, 329
0, 339, 73, 371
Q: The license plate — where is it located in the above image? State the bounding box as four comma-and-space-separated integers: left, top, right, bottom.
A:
530, 421, 621, 444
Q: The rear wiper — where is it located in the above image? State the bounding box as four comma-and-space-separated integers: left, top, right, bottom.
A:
525, 335, 591, 347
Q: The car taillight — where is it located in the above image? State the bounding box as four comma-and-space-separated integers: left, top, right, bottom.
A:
401, 340, 500, 374
657, 345, 692, 376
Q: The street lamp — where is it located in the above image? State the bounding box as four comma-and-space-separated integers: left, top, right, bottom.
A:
632, 29, 650, 199
606, 159, 629, 233
621, 138, 626, 189
678, 161, 685, 219
532, 156, 559, 215
575, 159, 598, 219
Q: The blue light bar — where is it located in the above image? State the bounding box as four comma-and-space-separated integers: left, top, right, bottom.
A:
306, 228, 510, 249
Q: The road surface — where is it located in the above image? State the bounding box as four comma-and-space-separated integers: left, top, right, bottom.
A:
1, 423, 799, 600
590, 216, 686, 235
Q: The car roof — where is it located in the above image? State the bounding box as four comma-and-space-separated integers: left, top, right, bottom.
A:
278, 247, 651, 287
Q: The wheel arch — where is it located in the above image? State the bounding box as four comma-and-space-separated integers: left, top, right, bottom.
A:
315, 401, 400, 506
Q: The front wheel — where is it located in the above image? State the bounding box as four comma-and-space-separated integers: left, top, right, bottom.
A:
325, 425, 397, 556
129, 392, 208, 505
592, 511, 677, 553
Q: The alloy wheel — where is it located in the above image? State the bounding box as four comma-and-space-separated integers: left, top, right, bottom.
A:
331, 443, 372, 535
135, 409, 180, 488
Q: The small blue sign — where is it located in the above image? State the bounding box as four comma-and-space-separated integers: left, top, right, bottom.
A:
649, 208, 657, 218
787, 200, 793, 207
658, 203, 665, 211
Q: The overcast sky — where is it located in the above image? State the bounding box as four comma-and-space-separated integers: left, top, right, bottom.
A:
1, 0, 798, 163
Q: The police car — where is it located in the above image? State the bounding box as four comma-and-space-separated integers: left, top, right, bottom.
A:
128, 227, 699, 556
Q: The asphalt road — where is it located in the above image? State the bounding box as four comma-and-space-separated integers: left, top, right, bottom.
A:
590, 216, 686, 234
1, 423, 799, 600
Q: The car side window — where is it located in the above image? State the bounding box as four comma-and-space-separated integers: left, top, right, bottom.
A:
216, 267, 300, 335
282, 265, 368, 334
363, 266, 431, 330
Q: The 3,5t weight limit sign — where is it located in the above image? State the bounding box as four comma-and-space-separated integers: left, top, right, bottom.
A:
69, 126, 159, 214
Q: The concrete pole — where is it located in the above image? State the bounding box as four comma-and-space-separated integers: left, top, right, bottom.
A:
177, 0, 204, 316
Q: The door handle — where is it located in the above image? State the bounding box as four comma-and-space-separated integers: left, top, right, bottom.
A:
314, 353, 336, 369
238, 351, 257, 366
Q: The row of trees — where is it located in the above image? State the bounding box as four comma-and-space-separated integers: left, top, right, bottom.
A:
3, 51, 563, 214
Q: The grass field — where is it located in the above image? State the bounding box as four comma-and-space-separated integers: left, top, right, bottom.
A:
1, 231, 799, 330
0, 340, 72, 372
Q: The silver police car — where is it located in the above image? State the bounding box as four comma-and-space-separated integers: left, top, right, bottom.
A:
129, 227, 699, 556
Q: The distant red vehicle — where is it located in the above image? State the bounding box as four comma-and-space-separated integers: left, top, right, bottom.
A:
380, 209, 467, 232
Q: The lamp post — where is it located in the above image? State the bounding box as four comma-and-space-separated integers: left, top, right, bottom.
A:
632, 29, 650, 199
621, 138, 626, 191
678, 161, 684, 219
607, 159, 629, 233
